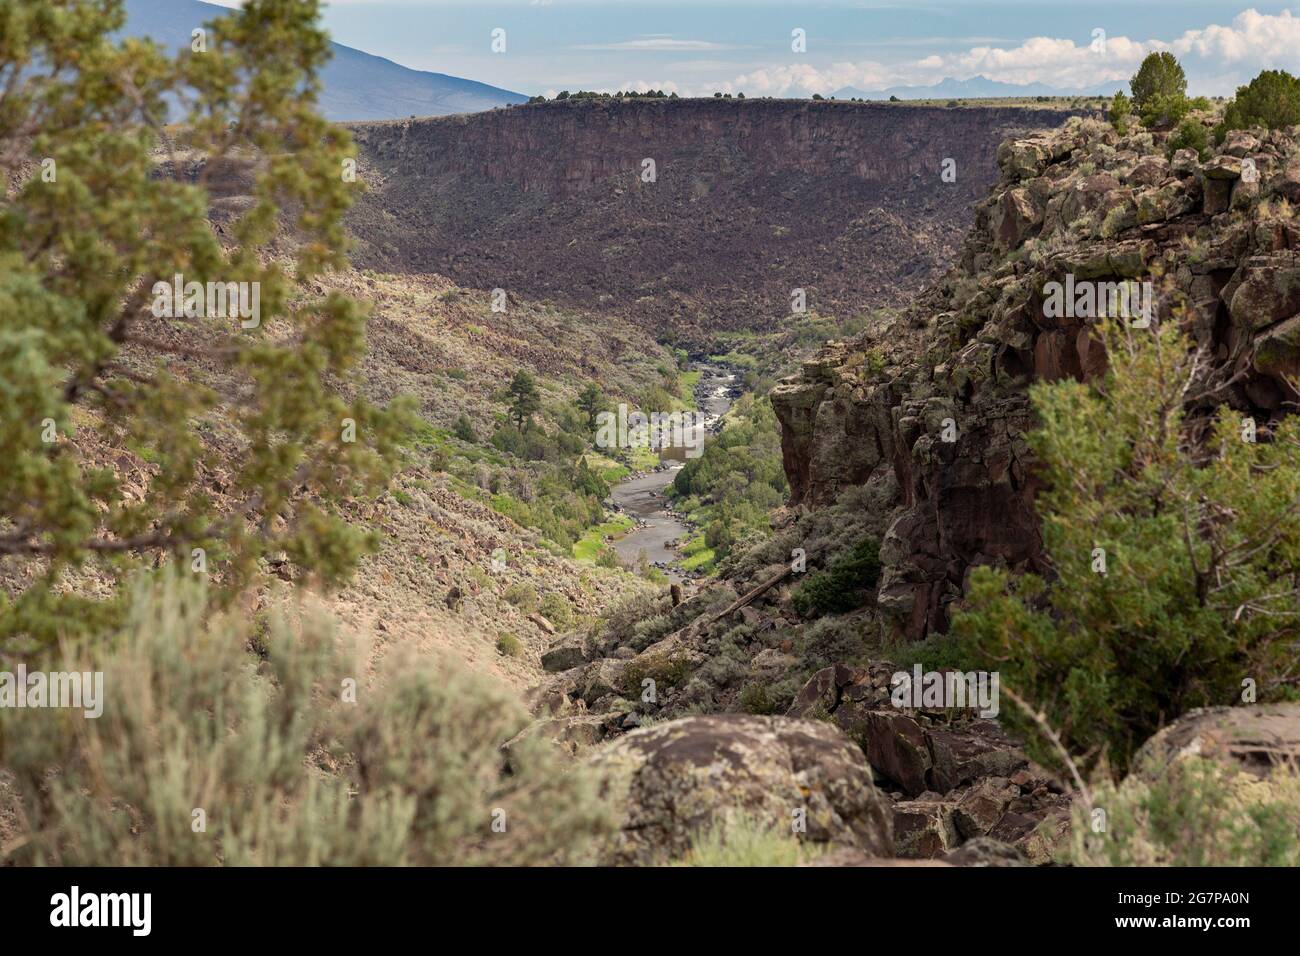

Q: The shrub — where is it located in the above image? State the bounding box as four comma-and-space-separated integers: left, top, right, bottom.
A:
1072, 758, 1300, 867
1108, 91, 1132, 133
953, 320, 1300, 775
453, 414, 478, 443
1130, 52, 1187, 112
495, 632, 522, 657
791, 539, 882, 617
503, 582, 539, 612
738, 682, 778, 715
539, 592, 574, 628
0, 577, 609, 865
1219, 69, 1300, 136
676, 812, 825, 866
1167, 117, 1209, 159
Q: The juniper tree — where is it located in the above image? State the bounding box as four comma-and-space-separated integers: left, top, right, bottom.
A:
0, 0, 411, 648
953, 319, 1300, 775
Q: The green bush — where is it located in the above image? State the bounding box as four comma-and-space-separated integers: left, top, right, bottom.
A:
0, 0, 413, 650
503, 582, 539, 612
496, 632, 522, 657
539, 592, 574, 628
953, 320, 1300, 775
1219, 69, 1300, 137
1167, 117, 1209, 159
1072, 757, 1300, 867
676, 812, 825, 866
0, 577, 609, 865
791, 539, 882, 617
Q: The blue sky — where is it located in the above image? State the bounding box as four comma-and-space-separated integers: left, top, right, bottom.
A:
210, 1, 1300, 97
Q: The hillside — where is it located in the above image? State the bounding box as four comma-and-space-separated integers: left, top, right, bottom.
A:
346, 98, 1085, 343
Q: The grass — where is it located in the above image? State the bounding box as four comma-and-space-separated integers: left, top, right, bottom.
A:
678, 369, 701, 409
679, 533, 716, 573
573, 515, 635, 562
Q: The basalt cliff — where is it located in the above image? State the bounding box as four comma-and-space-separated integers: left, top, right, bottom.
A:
345, 99, 1080, 341
772, 116, 1300, 641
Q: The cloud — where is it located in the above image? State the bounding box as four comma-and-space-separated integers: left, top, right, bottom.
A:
694, 8, 1300, 97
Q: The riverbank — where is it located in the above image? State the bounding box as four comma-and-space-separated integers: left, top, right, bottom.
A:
605, 364, 741, 579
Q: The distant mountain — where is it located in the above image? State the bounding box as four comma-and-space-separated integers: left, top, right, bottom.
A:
833, 75, 1125, 101
121, 0, 526, 121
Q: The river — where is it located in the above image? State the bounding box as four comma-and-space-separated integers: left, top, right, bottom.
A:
607, 364, 740, 579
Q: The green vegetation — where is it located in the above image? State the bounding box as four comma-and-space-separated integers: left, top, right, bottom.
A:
676, 813, 824, 867
1073, 758, 1300, 867
790, 539, 882, 617
0, 578, 609, 864
1130, 52, 1189, 127
1108, 90, 1132, 134
507, 370, 542, 428
495, 632, 522, 657
1167, 116, 1210, 159
671, 395, 787, 569
573, 515, 635, 562
953, 320, 1300, 775
1219, 69, 1300, 138
0, 0, 413, 649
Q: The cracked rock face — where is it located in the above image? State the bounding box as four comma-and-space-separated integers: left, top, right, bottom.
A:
585, 713, 893, 865
772, 115, 1300, 640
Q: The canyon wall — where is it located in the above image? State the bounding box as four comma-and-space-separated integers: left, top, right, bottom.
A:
346, 98, 1082, 339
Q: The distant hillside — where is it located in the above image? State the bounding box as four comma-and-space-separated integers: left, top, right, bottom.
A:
834, 75, 1125, 101
346, 97, 1083, 343
121, 0, 526, 120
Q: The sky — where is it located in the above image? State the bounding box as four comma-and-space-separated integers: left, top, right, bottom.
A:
207, 1, 1300, 98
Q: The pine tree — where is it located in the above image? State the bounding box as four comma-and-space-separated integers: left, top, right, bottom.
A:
507, 370, 541, 429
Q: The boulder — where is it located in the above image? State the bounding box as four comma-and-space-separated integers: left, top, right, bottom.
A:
1228, 253, 1300, 331
894, 800, 960, 858
540, 634, 588, 672
1131, 704, 1300, 781
586, 714, 893, 865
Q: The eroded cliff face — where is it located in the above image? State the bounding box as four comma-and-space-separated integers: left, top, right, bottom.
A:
345, 99, 1080, 340
772, 117, 1300, 640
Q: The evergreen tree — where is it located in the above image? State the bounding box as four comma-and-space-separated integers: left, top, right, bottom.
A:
576, 382, 605, 430
0, 0, 411, 648
953, 319, 1300, 775
507, 370, 541, 428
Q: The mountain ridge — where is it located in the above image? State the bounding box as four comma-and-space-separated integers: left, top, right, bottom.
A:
121, 0, 526, 120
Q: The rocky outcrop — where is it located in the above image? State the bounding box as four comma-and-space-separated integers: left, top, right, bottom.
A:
586, 713, 893, 865
346, 99, 1082, 341
787, 664, 1070, 863
773, 116, 1300, 639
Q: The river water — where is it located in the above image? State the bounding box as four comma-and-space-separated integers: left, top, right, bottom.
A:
607, 364, 739, 579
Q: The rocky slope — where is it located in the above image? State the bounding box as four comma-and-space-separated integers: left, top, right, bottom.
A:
345, 99, 1083, 342
772, 116, 1300, 641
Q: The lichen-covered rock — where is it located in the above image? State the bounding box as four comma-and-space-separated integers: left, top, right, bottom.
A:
586, 713, 893, 865
894, 800, 960, 858
1131, 704, 1300, 781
